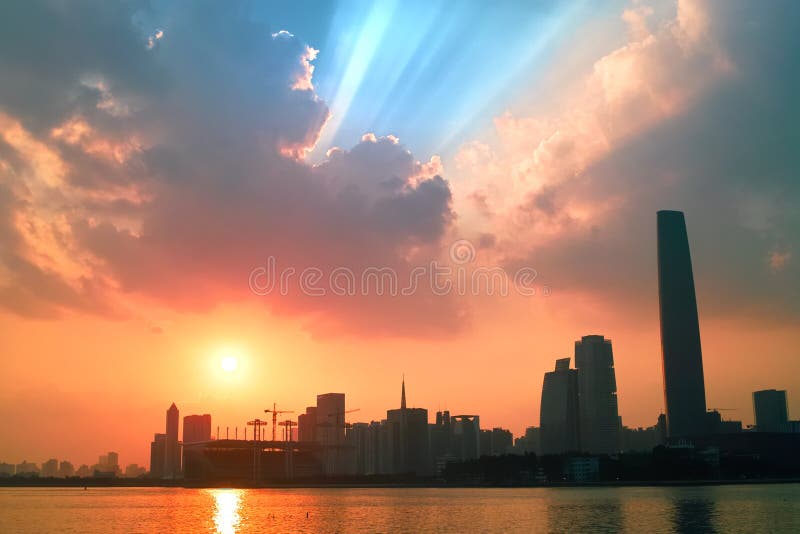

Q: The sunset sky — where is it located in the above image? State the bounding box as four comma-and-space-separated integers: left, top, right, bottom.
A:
1, 0, 798, 468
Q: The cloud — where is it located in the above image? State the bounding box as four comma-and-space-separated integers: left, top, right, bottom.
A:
0, 1, 459, 336
454, 0, 800, 324
769, 249, 791, 273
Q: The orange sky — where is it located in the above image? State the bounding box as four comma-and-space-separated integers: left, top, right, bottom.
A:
2, 293, 798, 467
1, 0, 799, 469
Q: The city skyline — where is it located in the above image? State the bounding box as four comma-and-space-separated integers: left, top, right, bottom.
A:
5, 208, 791, 469
1, 0, 799, 470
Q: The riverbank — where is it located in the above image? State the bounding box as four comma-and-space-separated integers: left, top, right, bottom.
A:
2, 477, 799, 489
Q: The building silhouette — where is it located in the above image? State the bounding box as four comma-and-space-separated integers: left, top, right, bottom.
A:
315, 393, 347, 474
164, 403, 181, 478
514, 426, 541, 455
385, 378, 431, 475
430, 410, 454, 472
575, 335, 620, 454
58, 460, 75, 477
753, 389, 789, 432
183, 414, 212, 443
348, 421, 379, 475
540, 358, 579, 454
705, 410, 743, 434
657, 210, 707, 438
107, 451, 119, 473
480, 428, 513, 455
315, 393, 346, 446
451, 415, 481, 460
297, 406, 317, 442
41, 458, 59, 477
149, 433, 166, 478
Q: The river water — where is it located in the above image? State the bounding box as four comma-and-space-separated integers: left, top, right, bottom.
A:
1, 484, 798, 533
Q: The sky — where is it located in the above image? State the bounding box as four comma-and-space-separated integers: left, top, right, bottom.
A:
0, 0, 798, 468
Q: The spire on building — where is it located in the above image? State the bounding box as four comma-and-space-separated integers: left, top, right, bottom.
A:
401, 374, 406, 410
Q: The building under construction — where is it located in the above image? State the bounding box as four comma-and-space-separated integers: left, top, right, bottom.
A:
182, 439, 323, 482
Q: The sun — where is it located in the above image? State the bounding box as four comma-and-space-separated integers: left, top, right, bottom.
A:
220, 356, 238, 373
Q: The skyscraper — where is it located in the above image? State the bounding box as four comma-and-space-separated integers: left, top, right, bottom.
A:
575, 335, 620, 454
164, 403, 181, 478
657, 210, 707, 438
540, 358, 579, 454
149, 433, 166, 478
385, 377, 431, 475
753, 389, 789, 432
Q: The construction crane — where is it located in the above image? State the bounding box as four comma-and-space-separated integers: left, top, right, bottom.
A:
247, 418, 268, 441
278, 419, 297, 442
265, 403, 294, 442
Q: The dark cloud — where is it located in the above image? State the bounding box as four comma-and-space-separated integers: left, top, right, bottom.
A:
0, 1, 460, 336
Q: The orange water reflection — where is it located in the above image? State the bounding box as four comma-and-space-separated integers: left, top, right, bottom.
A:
209, 489, 243, 534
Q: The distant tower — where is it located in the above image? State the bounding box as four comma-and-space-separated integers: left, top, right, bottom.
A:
164, 403, 181, 478
657, 210, 707, 438
540, 358, 579, 454
386, 377, 431, 475
574, 335, 620, 454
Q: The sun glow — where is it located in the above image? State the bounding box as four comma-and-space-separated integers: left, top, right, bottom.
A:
220, 356, 238, 373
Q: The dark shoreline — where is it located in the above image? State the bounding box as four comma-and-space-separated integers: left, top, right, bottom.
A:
2, 478, 799, 489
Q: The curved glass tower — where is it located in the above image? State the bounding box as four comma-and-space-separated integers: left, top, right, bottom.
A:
657, 210, 707, 438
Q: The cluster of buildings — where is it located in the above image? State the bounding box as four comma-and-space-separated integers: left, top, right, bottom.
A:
531, 211, 798, 458
143, 212, 800, 482
149, 379, 521, 481
0, 452, 146, 479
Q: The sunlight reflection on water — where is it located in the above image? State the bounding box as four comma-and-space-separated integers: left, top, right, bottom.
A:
209, 489, 242, 534
1, 484, 799, 533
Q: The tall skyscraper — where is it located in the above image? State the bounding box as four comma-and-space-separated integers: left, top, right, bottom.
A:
575, 335, 620, 454
657, 210, 707, 438
164, 403, 181, 478
183, 414, 212, 443
385, 378, 431, 475
540, 358, 579, 454
753, 389, 789, 432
